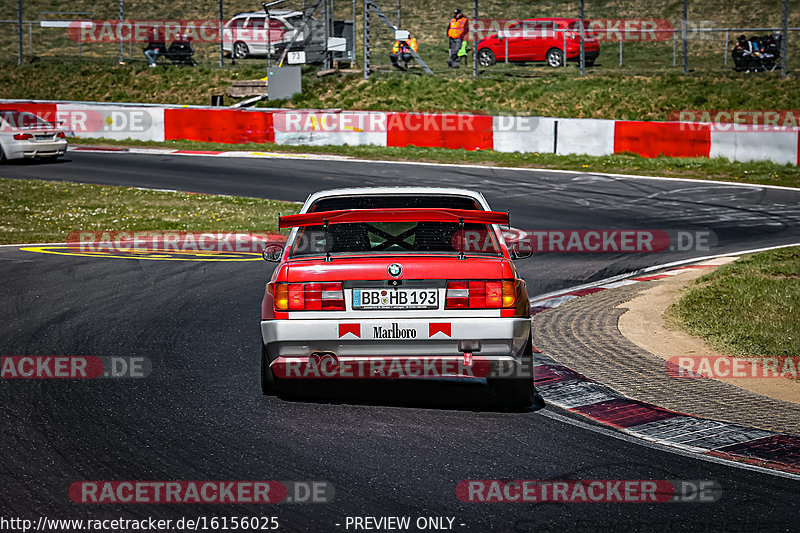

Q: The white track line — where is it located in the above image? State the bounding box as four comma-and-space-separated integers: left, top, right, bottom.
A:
529, 242, 800, 303
540, 410, 800, 482
68, 145, 800, 192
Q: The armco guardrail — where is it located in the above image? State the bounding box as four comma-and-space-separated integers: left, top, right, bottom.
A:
2, 100, 798, 165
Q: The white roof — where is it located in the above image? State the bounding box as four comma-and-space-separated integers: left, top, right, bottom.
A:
301, 187, 490, 212
231, 10, 302, 18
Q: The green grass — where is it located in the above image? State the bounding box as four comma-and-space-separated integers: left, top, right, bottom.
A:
286, 70, 800, 120
671, 247, 800, 358
1, 0, 799, 116
0, 61, 278, 106
0, 177, 300, 244
67, 136, 800, 188
2, 60, 799, 121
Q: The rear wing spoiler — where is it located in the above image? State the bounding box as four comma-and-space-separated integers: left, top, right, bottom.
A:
279, 208, 509, 229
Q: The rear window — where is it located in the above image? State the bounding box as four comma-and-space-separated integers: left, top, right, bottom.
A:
290, 221, 500, 257
293, 194, 500, 257
0, 111, 50, 130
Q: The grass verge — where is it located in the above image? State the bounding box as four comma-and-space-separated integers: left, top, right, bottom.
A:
67, 136, 800, 189
670, 247, 800, 358
0, 177, 300, 244
2, 61, 800, 121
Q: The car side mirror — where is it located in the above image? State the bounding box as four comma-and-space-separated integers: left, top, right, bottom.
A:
510, 249, 533, 260
262, 243, 284, 262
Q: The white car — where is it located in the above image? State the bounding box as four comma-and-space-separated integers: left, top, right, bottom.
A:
0, 110, 67, 162
222, 10, 322, 59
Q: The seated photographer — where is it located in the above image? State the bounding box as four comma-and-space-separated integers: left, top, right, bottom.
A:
143, 27, 166, 68
165, 33, 196, 66
390, 35, 418, 69
732, 34, 762, 72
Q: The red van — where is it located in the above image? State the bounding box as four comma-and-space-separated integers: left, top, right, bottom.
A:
477, 18, 600, 68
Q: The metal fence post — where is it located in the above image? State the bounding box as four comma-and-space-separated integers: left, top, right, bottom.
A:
17, 0, 23, 65
219, 0, 224, 68
782, 0, 789, 78
397, 0, 401, 28
473, 0, 478, 79
323, 0, 329, 69
619, 37, 622, 66
681, 0, 687, 74
562, 30, 567, 66
28, 22, 33, 56
579, 0, 585, 75
673, 29, 676, 66
352, 0, 357, 65
724, 30, 728, 66
118, 0, 124, 64
267, 4, 272, 69
363, 0, 369, 79
505, 34, 508, 63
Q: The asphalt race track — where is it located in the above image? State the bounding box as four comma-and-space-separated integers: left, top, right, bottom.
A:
1, 151, 800, 532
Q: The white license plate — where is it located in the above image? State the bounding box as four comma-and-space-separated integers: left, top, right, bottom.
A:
352, 288, 438, 310
287, 51, 306, 64
35, 135, 52, 140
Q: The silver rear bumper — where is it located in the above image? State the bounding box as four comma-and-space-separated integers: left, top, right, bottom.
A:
261, 317, 531, 361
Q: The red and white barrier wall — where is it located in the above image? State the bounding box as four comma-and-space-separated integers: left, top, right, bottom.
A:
3, 100, 798, 165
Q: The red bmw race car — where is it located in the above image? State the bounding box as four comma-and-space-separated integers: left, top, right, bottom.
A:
260, 187, 535, 407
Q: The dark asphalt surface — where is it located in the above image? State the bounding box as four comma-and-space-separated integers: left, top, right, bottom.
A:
1, 152, 800, 532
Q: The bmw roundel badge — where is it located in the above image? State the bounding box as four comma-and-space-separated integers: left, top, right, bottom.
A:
388, 263, 403, 277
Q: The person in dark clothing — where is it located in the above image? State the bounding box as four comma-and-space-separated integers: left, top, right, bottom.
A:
143, 27, 165, 67
446, 9, 468, 68
732, 34, 759, 72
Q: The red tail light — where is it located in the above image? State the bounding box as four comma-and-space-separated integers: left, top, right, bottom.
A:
13, 133, 33, 140
56, 131, 66, 138
288, 283, 305, 310
446, 280, 517, 309
274, 282, 345, 311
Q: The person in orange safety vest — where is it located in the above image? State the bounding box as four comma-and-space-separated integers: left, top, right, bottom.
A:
390, 36, 418, 70
447, 9, 468, 68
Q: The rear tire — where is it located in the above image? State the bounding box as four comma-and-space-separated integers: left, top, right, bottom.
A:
233, 41, 249, 59
546, 48, 565, 67
491, 338, 535, 408
478, 48, 496, 67
261, 343, 280, 396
